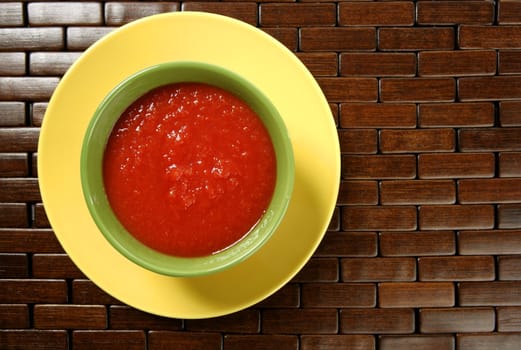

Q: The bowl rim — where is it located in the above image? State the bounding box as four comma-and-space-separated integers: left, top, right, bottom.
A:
80, 61, 295, 277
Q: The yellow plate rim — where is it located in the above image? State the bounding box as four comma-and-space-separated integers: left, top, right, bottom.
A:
38, 12, 340, 319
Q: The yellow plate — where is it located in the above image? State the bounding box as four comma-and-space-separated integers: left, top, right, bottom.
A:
38, 12, 340, 319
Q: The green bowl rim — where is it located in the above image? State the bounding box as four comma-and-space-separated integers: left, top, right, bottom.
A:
80, 61, 295, 277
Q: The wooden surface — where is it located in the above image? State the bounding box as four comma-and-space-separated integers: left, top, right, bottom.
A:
1, 1, 521, 349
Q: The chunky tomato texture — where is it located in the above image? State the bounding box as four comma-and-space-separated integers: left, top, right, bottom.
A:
103, 83, 276, 257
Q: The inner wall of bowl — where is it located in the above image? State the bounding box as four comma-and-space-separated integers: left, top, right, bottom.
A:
81, 62, 294, 276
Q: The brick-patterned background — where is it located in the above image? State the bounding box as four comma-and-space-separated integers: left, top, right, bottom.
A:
1, 1, 521, 349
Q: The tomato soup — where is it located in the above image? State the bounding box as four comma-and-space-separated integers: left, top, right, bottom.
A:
103, 83, 277, 257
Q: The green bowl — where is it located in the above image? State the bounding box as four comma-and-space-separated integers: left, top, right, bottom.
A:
80, 61, 294, 277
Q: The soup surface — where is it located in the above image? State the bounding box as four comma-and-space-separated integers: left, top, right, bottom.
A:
103, 82, 277, 257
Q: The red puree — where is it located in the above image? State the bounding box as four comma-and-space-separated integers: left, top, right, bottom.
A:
103, 82, 277, 257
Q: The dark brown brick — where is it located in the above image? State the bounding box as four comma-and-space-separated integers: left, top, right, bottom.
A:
0, 153, 28, 177
181, 2, 257, 26
73, 330, 145, 350
109, 305, 182, 330
263, 309, 338, 334
419, 102, 495, 127
459, 230, 521, 255
105, 2, 179, 25
499, 0, 521, 24
0, 102, 25, 126
29, 52, 81, 76
302, 283, 376, 308
72, 280, 122, 305
458, 333, 521, 350
186, 310, 259, 333
262, 28, 297, 51
67, 27, 114, 51
498, 204, 521, 228
317, 78, 378, 102
0, 304, 29, 329
149, 331, 221, 350
340, 103, 416, 128
225, 335, 298, 350
341, 258, 416, 282
497, 307, 521, 331
459, 281, 521, 306
343, 206, 417, 231
0, 3, 23, 26
380, 180, 455, 205
340, 308, 415, 334
0, 203, 27, 227
499, 256, 521, 280
0, 330, 68, 350
254, 284, 300, 308
0, 52, 25, 75
380, 129, 456, 153
0, 178, 41, 202
419, 205, 494, 230
338, 1, 414, 26
380, 78, 456, 102
0, 77, 58, 101
301, 335, 375, 350
418, 153, 495, 179
32, 254, 85, 279
460, 76, 521, 101
340, 53, 416, 77
460, 25, 521, 48
379, 27, 455, 51
300, 27, 376, 51
418, 256, 495, 281
28, 2, 102, 25
338, 181, 378, 206
420, 307, 495, 333
0, 279, 67, 303
296, 0, 338, 2
501, 101, 521, 126
34, 203, 51, 228
460, 128, 521, 151
296, 53, 338, 76
292, 258, 339, 283
34, 305, 107, 330
0, 253, 28, 278
330, 103, 340, 128
419, 50, 496, 76
379, 335, 455, 350
499, 152, 521, 177
499, 50, 521, 75
314, 231, 378, 257
31, 153, 38, 177
339, 129, 377, 154
417, 1, 494, 25
30, 154, 39, 177
0, 228, 64, 254
0, 28, 64, 51
342, 155, 416, 179
379, 282, 455, 308
260, 3, 336, 27
328, 207, 340, 231
459, 178, 521, 204
0, 127, 40, 152
379, 231, 456, 257
31, 102, 48, 127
